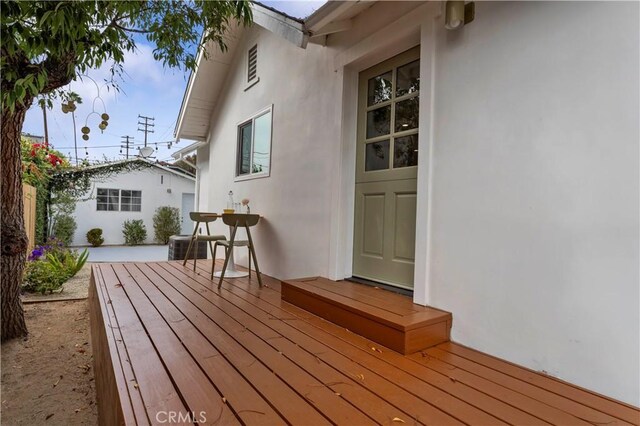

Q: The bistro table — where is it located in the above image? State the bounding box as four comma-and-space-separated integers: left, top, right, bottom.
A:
201, 213, 250, 279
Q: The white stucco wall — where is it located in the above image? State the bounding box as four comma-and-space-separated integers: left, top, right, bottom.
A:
71, 167, 195, 246
427, 1, 639, 405
194, 1, 638, 405
200, 26, 343, 280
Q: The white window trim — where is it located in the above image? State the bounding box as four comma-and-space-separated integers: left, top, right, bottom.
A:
234, 105, 273, 182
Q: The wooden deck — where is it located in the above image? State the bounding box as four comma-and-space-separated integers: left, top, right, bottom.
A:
90, 260, 640, 425
282, 277, 451, 354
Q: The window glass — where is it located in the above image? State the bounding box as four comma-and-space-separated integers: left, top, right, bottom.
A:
121, 190, 142, 212
252, 112, 271, 174
367, 71, 392, 106
394, 96, 419, 132
236, 108, 272, 178
396, 60, 420, 97
96, 188, 108, 211
366, 106, 391, 139
393, 134, 419, 168
365, 140, 390, 171
237, 122, 252, 176
97, 188, 120, 211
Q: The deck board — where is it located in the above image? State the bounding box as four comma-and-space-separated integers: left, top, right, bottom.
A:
91, 261, 640, 425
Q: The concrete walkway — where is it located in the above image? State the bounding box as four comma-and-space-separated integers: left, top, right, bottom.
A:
82, 245, 169, 263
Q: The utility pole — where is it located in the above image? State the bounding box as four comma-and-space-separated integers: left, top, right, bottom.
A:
41, 100, 49, 146
137, 114, 155, 147
120, 136, 134, 159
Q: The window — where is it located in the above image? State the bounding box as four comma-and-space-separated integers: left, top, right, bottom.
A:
236, 106, 272, 179
97, 188, 119, 211
247, 44, 258, 82
97, 188, 142, 212
120, 190, 142, 212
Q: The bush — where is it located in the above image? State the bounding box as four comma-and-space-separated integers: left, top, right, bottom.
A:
51, 214, 76, 246
22, 260, 66, 294
153, 206, 181, 244
23, 242, 88, 294
122, 219, 147, 245
86, 228, 104, 247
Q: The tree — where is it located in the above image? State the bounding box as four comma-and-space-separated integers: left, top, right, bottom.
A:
0, 1, 252, 341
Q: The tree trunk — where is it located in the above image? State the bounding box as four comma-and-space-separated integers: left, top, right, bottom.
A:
1, 99, 32, 341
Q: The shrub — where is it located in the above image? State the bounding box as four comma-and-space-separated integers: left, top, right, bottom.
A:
51, 214, 76, 246
153, 206, 181, 244
122, 219, 147, 245
22, 244, 88, 294
22, 260, 65, 294
86, 228, 104, 247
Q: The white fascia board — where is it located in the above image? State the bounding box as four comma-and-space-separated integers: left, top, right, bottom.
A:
309, 18, 352, 37
171, 141, 206, 160
252, 4, 309, 48
305, 1, 359, 34
174, 40, 207, 141
151, 163, 196, 181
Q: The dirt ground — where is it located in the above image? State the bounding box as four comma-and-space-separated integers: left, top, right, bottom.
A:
1, 300, 98, 425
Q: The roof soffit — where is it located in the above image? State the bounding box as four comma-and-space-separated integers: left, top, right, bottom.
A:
175, 3, 310, 141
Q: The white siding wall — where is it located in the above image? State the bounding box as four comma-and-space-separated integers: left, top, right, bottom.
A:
196, 1, 639, 404
72, 167, 195, 246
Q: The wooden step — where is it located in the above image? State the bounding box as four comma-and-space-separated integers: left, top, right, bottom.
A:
281, 277, 452, 354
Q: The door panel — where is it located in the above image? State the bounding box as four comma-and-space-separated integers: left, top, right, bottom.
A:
353, 179, 417, 289
393, 192, 417, 262
353, 46, 420, 290
362, 194, 385, 257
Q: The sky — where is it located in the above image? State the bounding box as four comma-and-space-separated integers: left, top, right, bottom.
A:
22, 1, 326, 166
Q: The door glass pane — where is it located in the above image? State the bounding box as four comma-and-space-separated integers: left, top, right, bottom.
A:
252, 112, 271, 174
396, 60, 420, 97
393, 134, 419, 168
366, 106, 391, 139
367, 71, 392, 106
365, 140, 390, 171
237, 122, 252, 176
395, 96, 419, 132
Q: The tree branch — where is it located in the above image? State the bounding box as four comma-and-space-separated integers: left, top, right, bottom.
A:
110, 22, 151, 34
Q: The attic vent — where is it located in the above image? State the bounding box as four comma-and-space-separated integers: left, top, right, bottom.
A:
247, 45, 257, 82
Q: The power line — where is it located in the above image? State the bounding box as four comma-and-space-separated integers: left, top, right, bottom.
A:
53, 140, 175, 150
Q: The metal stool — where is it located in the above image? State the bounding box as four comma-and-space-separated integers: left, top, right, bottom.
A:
213, 214, 262, 287
182, 212, 226, 272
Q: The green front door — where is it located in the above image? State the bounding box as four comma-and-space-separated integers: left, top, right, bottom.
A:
353, 47, 420, 290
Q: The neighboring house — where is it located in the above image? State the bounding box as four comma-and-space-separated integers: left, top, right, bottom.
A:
22, 133, 45, 144
175, 1, 639, 405
70, 158, 196, 246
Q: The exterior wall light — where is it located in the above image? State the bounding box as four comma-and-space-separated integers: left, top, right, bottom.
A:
445, 1, 475, 30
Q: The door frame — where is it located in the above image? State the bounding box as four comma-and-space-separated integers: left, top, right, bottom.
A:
327, 1, 440, 306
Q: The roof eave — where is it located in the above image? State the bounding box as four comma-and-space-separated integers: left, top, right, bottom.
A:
175, 3, 310, 142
